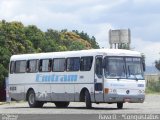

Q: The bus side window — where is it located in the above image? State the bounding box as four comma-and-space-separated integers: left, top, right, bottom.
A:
39, 59, 52, 72
53, 58, 66, 72
95, 57, 103, 78
10, 61, 15, 74
67, 57, 80, 71
80, 56, 93, 71
15, 60, 26, 73
26, 60, 38, 73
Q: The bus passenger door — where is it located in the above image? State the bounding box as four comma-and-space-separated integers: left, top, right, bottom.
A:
94, 56, 104, 102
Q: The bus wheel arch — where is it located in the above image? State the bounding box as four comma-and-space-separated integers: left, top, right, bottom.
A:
80, 87, 88, 102
26, 88, 44, 108
26, 88, 34, 101
80, 87, 92, 109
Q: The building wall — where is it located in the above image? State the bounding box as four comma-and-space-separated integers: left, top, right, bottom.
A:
109, 29, 131, 49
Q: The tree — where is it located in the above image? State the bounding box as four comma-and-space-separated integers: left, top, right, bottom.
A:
72, 30, 99, 49
24, 25, 45, 52
0, 20, 100, 85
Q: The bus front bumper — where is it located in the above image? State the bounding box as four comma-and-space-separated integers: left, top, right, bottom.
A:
104, 94, 145, 103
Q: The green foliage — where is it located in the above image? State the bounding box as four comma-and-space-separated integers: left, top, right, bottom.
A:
146, 79, 160, 93
72, 30, 99, 49
0, 20, 99, 85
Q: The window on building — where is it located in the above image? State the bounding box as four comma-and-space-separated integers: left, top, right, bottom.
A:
67, 57, 80, 71
53, 58, 66, 72
80, 56, 93, 71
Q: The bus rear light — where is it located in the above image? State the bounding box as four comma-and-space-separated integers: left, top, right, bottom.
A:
104, 88, 109, 94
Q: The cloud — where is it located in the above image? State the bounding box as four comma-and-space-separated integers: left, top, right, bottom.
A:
132, 38, 160, 66
0, 0, 160, 66
0, 0, 21, 18
93, 23, 113, 48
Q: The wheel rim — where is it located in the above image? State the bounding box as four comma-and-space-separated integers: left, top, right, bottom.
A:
29, 93, 35, 105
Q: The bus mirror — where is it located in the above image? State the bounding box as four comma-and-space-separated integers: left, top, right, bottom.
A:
142, 62, 146, 72
141, 53, 145, 72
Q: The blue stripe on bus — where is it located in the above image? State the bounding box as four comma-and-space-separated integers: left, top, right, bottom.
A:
36, 74, 78, 83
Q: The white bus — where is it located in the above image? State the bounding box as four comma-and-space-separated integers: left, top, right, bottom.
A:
9, 49, 145, 109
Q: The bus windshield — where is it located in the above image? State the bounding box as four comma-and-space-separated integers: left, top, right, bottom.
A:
105, 57, 126, 78
104, 57, 144, 80
126, 58, 144, 79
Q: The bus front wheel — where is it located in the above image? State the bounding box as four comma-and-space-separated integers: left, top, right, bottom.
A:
117, 102, 123, 109
85, 90, 92, 109
27, 90, 44, 108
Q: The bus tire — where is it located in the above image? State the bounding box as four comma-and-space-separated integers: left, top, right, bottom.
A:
27, 90, 44, 108
54, 102, 70, 108
117, 102, 123, 109
85, 90, 92, 109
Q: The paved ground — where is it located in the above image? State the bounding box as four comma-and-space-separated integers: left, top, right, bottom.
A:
0, 94, 160, 120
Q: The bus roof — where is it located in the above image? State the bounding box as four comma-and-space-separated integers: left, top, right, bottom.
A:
10, 49, 142, 61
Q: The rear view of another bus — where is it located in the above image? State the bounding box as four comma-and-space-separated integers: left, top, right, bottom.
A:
103, 50, 145, 109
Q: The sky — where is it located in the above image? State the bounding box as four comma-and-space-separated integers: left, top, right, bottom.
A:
0, 0, 160, 66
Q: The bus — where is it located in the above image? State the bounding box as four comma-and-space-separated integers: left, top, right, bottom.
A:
8, 49, 145, 109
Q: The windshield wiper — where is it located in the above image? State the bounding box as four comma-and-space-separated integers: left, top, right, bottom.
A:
134, 75, 138, 81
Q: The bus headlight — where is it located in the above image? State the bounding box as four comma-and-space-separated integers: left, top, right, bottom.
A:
138, 90, 145, 94
138, 90, 142, 94
112, 89, 117, 93
109, 89, 117, 94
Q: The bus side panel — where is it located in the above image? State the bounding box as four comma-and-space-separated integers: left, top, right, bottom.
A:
74, 84, 95, 102
9, 74, 25, 101
9, 84, 25, 101
74, 71, 95, 102
51, 84, 66, 101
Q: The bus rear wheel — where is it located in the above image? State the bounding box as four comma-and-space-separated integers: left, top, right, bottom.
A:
54, 102, 70, 108
85, 90, 92, 109
117, 102, 123, 109
27, 90, 44, 108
